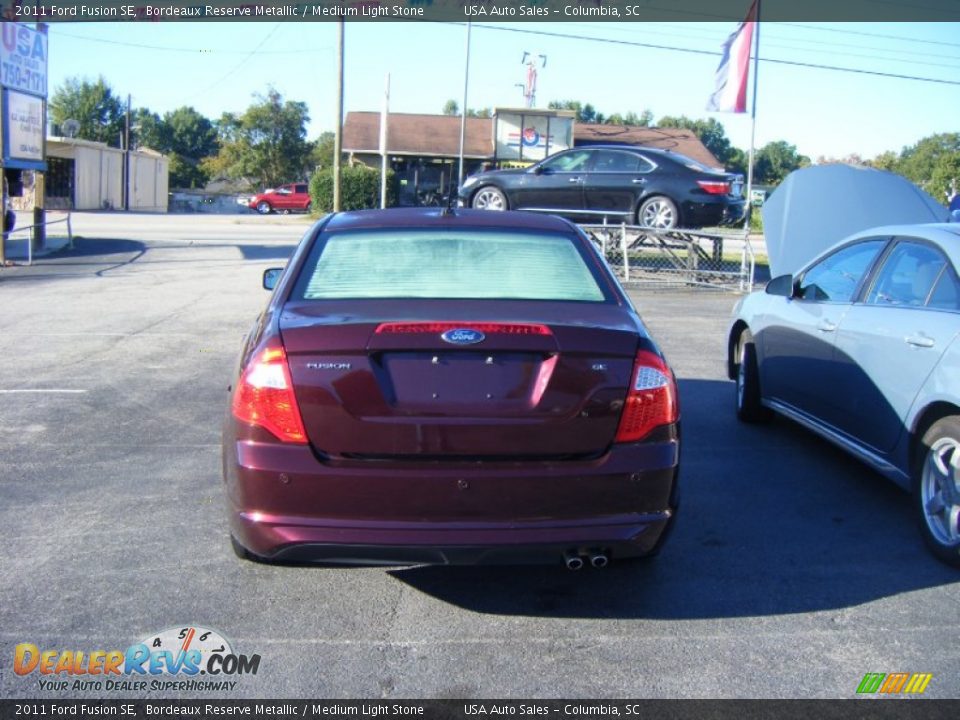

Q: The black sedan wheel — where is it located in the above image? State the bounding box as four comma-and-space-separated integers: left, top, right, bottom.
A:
256, 201, 273, 215
735, 331, 770, 423
915, 416, 960, 567
472, 186, 508, 211
637, 196, 678, 229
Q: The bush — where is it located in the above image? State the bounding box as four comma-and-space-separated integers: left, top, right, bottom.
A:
309, 165, 396, 213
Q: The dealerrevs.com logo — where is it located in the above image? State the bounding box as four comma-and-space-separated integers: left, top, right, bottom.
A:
856, 672, 933, 695
14, 626, 261, 692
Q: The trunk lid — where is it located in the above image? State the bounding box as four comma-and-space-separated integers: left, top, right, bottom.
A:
280, 300, 645, 459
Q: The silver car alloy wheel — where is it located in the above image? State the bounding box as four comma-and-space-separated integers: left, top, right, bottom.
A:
473, 188, 506, 211
921, 435, 960, 547
640, 199, 675, 229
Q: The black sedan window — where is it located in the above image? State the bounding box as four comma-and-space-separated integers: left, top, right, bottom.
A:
541, 150, 592, 173
591, 150, 647, 173
798, 239, 886, 303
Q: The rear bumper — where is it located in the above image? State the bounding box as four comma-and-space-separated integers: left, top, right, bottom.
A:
682, 198, 745, 228
223, 434, 679, 565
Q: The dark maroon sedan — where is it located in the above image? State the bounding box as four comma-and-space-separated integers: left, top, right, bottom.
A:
223, 208, 680, 568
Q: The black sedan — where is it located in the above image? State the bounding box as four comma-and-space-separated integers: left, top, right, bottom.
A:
459, 145, 745, 229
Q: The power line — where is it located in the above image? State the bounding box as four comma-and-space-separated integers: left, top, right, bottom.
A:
52, 28, 328, 55
465, 23, 960, 87
188, 23, 283, 102
596, 20, 960, 69
782, 21, 960, 49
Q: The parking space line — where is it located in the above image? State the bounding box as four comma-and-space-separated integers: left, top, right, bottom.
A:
0, 389, 88, 394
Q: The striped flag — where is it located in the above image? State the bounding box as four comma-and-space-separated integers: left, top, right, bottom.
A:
706, 1, 758, 113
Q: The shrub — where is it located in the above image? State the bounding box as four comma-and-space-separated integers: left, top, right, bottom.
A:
310, 165, 396, 213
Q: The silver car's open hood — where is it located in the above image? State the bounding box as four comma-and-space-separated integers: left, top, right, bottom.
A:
762, 164, 948, 277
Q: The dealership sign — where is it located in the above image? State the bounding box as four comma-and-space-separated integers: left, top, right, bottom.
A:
0, 22, 46, 96
4, 89, 42, 161
0, 22, 47, 170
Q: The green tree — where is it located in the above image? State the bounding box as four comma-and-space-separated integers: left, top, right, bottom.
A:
203, 89, 312, 190
753, 140, 810, 185
309, 131, 336, 171
49, 76, 125, 146
548, 100, 603, 124
162, 106, 218, 188
895, 133, 960, 202
442, 99, 459, 116
131, 108, 165, 151
868, 151, 900, 172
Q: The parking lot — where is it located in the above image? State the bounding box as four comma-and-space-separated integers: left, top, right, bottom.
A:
0, 213, 957, 699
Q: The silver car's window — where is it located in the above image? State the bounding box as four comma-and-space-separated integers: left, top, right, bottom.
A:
798, 239, 886, 303
928, 265, 960, 311
866, 241, 947, 307
298, 230, 607, 302
540, 150, 592, 173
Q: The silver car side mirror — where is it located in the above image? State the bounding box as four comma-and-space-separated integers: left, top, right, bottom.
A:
765, 274, 794, 297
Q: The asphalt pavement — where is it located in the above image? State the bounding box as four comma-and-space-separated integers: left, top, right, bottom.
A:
0, 212, 956, 700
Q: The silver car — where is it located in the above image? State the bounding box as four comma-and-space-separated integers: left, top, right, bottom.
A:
729, 222, 960, 566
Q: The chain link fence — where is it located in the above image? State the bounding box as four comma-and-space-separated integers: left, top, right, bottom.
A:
580, 223, 757, 292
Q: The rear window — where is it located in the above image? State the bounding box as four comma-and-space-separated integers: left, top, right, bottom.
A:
293, 230, 607, 302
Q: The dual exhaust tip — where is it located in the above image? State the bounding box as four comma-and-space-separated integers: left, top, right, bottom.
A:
564, 550, 609, 570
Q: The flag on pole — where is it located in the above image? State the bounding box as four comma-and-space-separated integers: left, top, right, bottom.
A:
706, 1, 758, 113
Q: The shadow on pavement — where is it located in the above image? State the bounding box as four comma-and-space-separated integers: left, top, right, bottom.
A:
0, 237, 293, 280
387, 378, 957, 619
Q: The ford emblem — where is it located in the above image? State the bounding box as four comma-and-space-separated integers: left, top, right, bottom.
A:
440, 328, 485, 345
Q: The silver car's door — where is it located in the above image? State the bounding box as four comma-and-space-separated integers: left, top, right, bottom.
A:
833, 239, 960, 453
759, 239, 888, 422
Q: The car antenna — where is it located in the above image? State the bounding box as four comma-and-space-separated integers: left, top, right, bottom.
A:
440, 185, 457, 216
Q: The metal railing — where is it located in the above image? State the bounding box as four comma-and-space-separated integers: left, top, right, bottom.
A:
3, 213, 73, 266
580, 222, 756, 292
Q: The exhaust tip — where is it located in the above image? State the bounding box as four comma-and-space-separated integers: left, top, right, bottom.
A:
589, 552, 609, 569
563, 552, 584, 571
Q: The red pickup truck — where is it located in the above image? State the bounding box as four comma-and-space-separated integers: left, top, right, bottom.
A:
248, 183, 311, 214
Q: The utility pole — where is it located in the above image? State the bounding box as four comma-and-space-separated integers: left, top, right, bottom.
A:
457, 22, 472, 190
123, 94, 131, 211
333, 21, 344, 212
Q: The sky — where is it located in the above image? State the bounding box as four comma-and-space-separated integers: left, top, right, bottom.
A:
44, 20, 960, 163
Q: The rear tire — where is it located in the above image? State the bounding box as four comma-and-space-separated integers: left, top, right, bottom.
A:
735, 331, 770, 423
256, 201, 272, 215
914, 417, 960, 567
471, 186, 508, 211
637, 195, 678, 229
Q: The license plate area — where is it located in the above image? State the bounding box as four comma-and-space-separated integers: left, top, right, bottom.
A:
381, 351, 551, 413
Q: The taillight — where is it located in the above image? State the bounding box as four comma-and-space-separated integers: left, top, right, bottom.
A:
231, 342, 307, 444
697, 180, 731, 195
614, 350, 678, 443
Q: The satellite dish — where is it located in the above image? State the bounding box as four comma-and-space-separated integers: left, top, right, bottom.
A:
63, 119, 80, 138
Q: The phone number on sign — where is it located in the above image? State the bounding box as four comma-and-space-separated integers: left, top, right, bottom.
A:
1, 63, 45, 94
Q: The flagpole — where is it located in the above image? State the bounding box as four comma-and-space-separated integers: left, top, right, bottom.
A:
744, 0, 761, 229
